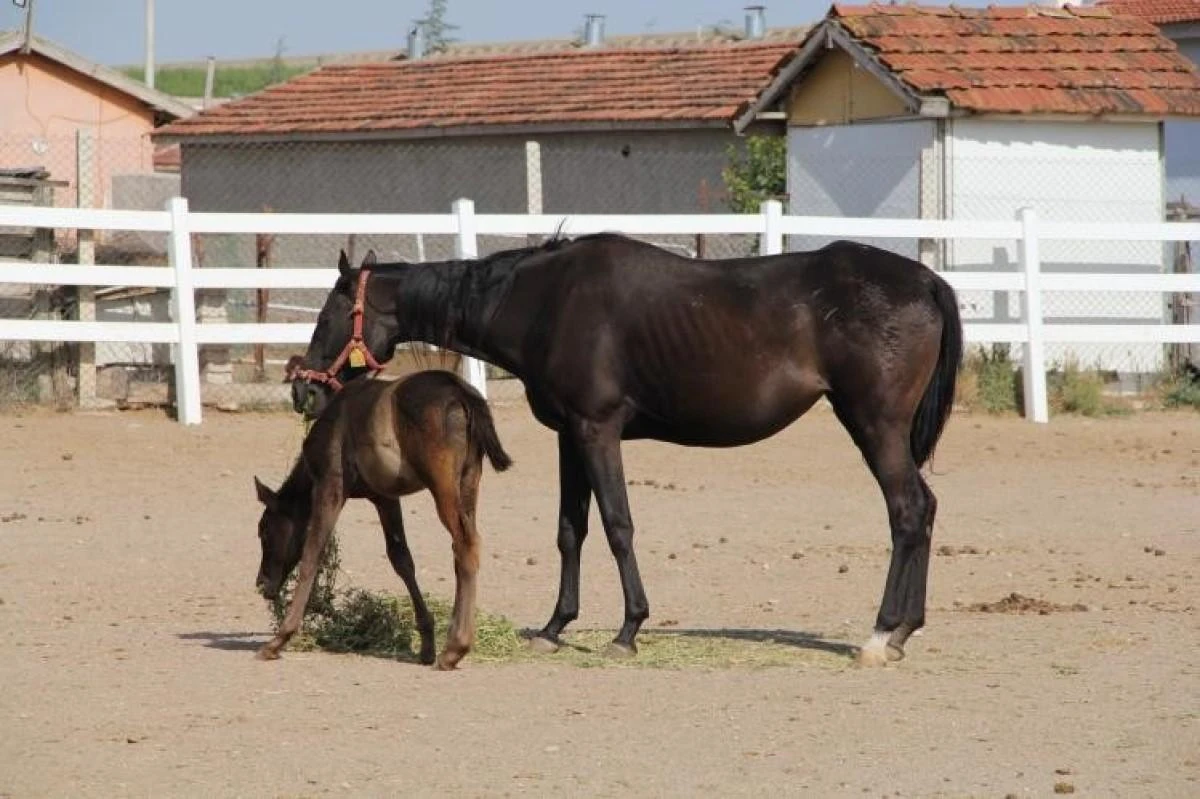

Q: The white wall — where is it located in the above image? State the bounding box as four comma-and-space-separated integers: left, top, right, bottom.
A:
786, 120, 932, 257
946, 118, 1166, 372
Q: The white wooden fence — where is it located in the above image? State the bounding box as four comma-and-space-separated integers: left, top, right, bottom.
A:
1, 197, 1198, 425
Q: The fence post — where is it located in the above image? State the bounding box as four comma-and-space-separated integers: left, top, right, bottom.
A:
525, 141, 543, 215
453, 198, 488, 398
75, 129, 97, 408
1018, 206, 1048, 424
760, 199, 784, 256
167, 197, 202, 424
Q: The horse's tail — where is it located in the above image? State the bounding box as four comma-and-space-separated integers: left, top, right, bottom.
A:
457, 381, 513, 473
911, 273, 963, 468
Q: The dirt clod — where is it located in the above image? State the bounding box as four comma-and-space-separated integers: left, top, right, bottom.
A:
964, 593, 1088, 615
937, 544, 982, 556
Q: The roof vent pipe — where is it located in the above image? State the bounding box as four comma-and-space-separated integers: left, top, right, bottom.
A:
584, 14, 605, 48
744, 5, 766, 40
407, 24, 426, 59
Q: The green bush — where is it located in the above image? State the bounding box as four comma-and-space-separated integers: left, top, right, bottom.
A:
1047, 358, 1129, 417
1160, 368, 1200, 410
722, 136, 786, 214
958, 345, 1019, 414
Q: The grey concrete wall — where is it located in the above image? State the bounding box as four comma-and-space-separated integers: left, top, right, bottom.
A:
178, 128, 758, 270
180, 129, 741, 217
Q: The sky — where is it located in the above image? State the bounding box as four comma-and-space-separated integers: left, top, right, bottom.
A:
0, 0, 1011, 67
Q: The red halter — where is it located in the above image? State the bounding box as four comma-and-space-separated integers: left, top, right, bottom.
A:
291, 268, 384, 392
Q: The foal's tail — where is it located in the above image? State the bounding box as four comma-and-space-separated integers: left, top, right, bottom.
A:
911, 273, 963, 468
457, 383, 514, 473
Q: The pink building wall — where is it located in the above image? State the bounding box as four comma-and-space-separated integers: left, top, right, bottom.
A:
0, 51, 156, 208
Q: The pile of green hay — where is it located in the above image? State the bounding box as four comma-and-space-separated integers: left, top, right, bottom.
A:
267, 533, 525, 662
268, 534, 851, 669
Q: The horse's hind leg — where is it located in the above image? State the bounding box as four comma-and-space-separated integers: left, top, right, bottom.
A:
833, 404, 934, 667
431, 467, 482, 670
374, 497, 436, 666
258, 479, 344, 660
859, 462, 935, 667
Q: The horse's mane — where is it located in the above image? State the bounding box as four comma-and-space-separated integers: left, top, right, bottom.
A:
368, 232, 572, 275
370, 234, 572, 349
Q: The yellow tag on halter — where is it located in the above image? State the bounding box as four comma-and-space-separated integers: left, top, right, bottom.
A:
348, 348, 367, 369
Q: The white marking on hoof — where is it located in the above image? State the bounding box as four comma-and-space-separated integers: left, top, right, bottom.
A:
857, 631, 892, 667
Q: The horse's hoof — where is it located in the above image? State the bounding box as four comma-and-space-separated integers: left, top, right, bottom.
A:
433, 654, 460, 671
603, 641, 637, 659
417, 649, 437, 666
527, 635, 560, 655
856, 646, 889, 667
256, 645, 281, 661
857, 631, 904, 667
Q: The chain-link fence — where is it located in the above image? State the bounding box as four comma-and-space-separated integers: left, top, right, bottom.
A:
1, 132, 759, 409
1, 129, 1195, 412
785, 133, 1195, 383
0, 130, 179, 409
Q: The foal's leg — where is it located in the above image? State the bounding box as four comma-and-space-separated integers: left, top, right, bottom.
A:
531, 432, 593, 653
373, 497, 436, 666
851, 422, 933, 667
431, 475, 481, 670
258, 479, 344, 660
569, 419, 649, 658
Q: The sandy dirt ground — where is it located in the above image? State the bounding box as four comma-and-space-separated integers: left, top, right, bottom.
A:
1, 389, 1197, 798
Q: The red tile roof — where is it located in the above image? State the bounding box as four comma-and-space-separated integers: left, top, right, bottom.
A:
814, 4, 1200, 116
1100, 0, 1200, 25
156, 42, 798, 139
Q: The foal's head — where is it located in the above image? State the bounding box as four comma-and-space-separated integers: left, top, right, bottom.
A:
291, 250, 395, 419
252, 477, 306, 599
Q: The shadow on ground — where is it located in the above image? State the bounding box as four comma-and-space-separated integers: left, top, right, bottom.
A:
178, 631, 267, 652
521, 626, 857, 659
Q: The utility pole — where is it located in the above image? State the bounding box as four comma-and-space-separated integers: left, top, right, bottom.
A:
144, 0, 155, 89
15, 0, 35, 53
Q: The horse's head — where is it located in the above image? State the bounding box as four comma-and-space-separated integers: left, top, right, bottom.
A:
253, 477, 304, 600
290, 249, 394, 419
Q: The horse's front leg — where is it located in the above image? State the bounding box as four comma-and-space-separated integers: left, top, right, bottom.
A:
571, 418, 648, 658
530, 432, 593, 654
258, 480, 344, 660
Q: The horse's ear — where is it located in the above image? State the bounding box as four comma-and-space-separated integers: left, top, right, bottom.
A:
361, 249, 377, 268
337, 249, 353, 277
254, 477, 278, 510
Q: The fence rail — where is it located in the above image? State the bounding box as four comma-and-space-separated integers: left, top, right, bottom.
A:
2, 197, 1198, 424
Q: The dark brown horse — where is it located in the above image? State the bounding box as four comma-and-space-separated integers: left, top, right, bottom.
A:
255, 370, 512, 669
293, 235, 961, 666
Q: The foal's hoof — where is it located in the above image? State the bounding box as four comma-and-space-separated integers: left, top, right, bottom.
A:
434, 653, 461, 671
255, 645, 281, 661
603, 641, 637, 660
527, 635, 561, 655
